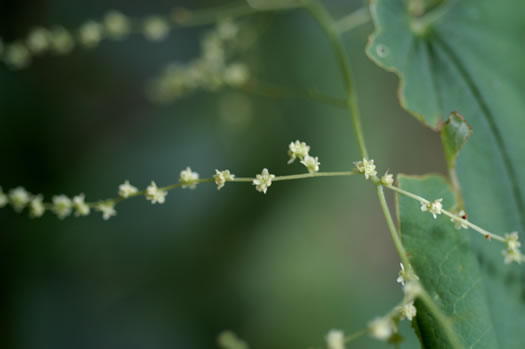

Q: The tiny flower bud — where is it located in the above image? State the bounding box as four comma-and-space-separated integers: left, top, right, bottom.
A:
146, 181, 168, 204
96, 201, 116, 220
326, 329, 345, 349
143, 17, 170, 41
78, 21, 103, 48
369, 317, 394, 341
52, 195, 73, 219
73, 194, 90, 216
420, 198, 443, 219
9, 187, 31, 212
450, 209, 468, 229
381, 171, 394, 186
217, 330, 249, 349
27, 27, 51, 54
214, 170, 235, 190
400, 301, 417, 321
223, 63, 249, 87
502, 232, 522, 264
288, 140, 310, 164
253, 168, 275, 194
180, 167, 200, 189
104, 11, 130, 39
119, 180, 138, 198
300, 155, 320, 173
29, 195, 45, 218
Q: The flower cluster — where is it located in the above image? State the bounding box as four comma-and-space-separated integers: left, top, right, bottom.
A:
147, 18, 250, 103
420, 198, 443, 219
502, 232, 522, 264
287, 140, 320, 173
369, 263, 420, 342
354, 158, 377, 180
0, 10, 129, 70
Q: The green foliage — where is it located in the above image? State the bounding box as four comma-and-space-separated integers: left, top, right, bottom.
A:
370, 0, 525, 347
397, 175, 498, 348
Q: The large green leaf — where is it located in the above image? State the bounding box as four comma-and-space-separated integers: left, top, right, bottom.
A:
367, 0, 525, 347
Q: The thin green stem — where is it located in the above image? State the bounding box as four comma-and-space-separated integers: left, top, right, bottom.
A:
376, 185, 411, 268
241, 80, 347, 109
344, 328, 368, 343
334, 7, 371, 34
87, 170, 358, 207
387, 184, 506, 243
304, 0, 369, 159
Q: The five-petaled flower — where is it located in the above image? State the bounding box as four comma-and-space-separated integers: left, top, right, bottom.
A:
253, 168, 275, 194
420, 198, 443, 219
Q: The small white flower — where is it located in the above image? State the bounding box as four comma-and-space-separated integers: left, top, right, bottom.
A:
397, 262, 407, 286
223, 63, 249, 87
326, 329, 345, 349
381, 171, 394, 186
146, 181, 168, 204
397, 263, 419, 287
214, 170, 235, 190
354, 158, 377, 180
400, 301, 417, 321
52, 195, 72, 219
288, 140, 310, 164
29, 195, 45, 218
369, 317, 394, 341
180, 167, 200, 189
253, 168, 275, 194
217, 19, 239, 40
96, 201, 116, 220
0, 187, 9, 208
217, 330, 249, 349
119, 180, 138, 198
50, 26, 74, 54
9, 187, 31, 212
73, 194, 90, 216
104, 11, 130, 39
450, 210, 468, 229
143, 17, 170, 41
78, 21, 103, 48
421, 198, 443, 219
27, 27, 51, 54
5, 43, 31, 69
502, 232, 522, 264
300, 155, 320, 173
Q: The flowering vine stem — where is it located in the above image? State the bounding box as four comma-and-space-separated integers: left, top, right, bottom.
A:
304, 0, 465, 348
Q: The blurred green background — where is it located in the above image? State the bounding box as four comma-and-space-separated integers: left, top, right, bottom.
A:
0, 1, 446, 348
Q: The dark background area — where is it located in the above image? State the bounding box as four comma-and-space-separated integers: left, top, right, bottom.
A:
0, 1, 446, 348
